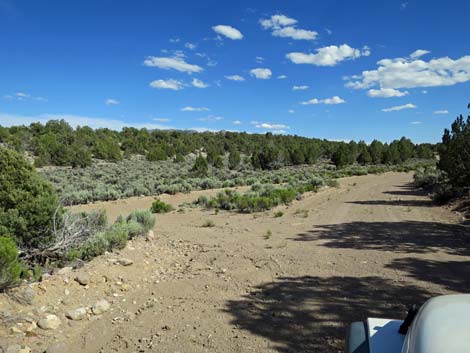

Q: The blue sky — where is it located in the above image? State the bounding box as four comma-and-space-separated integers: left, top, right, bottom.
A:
1, 0, 469, 143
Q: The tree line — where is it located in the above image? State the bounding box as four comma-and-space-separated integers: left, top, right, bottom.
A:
0, 120, 436, 170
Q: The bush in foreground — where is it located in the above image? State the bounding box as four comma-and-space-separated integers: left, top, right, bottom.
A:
126, 209, 155, 232
150, 199, 173, 213
0, 147, 61, 249
0, 236, 22, 292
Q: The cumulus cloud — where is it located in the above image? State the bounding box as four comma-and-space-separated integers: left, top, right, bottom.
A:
232, 120, 242, 125
250, 68, 272, 79
212, 25, 243, 40
260, 14, 317, 40
191, 78, 209, 88
411, 121, 422, 125
255, 122, 290, 131
255, 56, 264, 63
366, 88, 409, 98
293, 85, 309, 91
149, 79, 184, 90
434, 110, 449, 114
143, 56, 203, 73
301, 96, 346, 105
287, 44, 370, 66
105, 98, 120, 105
346, 52, 470, 90
225, 75, 245, 81
277, 75, 287, 79
288, 109, 295, 114
381, 103, 417, 112
181, 106, 210, 112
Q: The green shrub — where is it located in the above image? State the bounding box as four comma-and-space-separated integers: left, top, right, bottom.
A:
274, 211, 284, 218
79, 232, 109, 260
0, 147, 61, 248
126, 209, 155, 232
103, 227, 128, 250
150, 199, 173, 213
0, 236, 23, 291
114, 219, 145, 239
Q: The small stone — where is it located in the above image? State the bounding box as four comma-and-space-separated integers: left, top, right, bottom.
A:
117, 258, 133, 266
37, 314, 61, 330
10, 326, 23, 334
64, 289, 70, 296
92, 299, 111, 315
6, 345, 31, 353
45, 343, 67, 353
146, 230, 155, 241
40, 273, 52, 282
56, 267, 73, 275
74, 274, 89, 286
65, 308, 88, 321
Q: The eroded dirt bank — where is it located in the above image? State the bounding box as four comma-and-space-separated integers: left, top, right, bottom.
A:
1, 172, 469, 353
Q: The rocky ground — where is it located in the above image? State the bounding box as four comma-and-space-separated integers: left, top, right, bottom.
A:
1, 172, 469, 353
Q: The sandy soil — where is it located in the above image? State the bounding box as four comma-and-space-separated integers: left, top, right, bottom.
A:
1, 172, 469, 353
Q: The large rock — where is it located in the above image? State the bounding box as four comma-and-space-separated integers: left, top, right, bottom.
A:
56, 267, 73, 275
91, 299, 110, 315
65, 308, 88, 321
37, 314, 61, 330
117, 258, 133, 266
74, 274, 89, 286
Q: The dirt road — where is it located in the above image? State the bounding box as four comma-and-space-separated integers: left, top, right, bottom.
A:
2, 172, 469, 353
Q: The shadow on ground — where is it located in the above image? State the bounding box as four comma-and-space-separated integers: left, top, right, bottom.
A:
386, 257, 470, 292
225, 276, 432, 353
346, 199, 434, 207
291, 221, 470, 256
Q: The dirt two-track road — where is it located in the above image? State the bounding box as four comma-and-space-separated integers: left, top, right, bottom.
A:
2, 172, 469, 353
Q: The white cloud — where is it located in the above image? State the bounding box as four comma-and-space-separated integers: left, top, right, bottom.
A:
0, 112, 173, 131
3, 92, 47, 102
181, 106, 210, 112
288, 109, 295, 114
366, 88, 409, 98
212, 25, 243, 40
411, 121, 421, 125
169, 37, 180, 43
421, 90, 428, 94
232, 120, 242, 125
325, 28, 332, 35
225, 75, 245, 81
255, 56, 264, 63
410, 49, 430, 59
255, 122, 289, 130
191, 78, 209, 88
434, 110, 449, 114
346, 52, 470, 90
381, 103, 417, 112
277, 75, 287, 79
260, 14, 297, 29
250, 68, 272, 79
272, 26, 317, 40
105, 98, 120, 105
197, 115, 223, 122
301, 96, 346, 105
143, 56, 203, 73
287, 44, 370, 66
185, 42, 197, 50
153, 118, 171, 122
292, 85, 309, 91
149, 79, 184, 90
260, 14, 317, 41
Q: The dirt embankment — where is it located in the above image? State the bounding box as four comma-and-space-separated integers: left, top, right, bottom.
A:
1, 172, 469, 353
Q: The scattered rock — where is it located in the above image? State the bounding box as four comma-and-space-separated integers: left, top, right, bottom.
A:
74, 274, 89, 286
146, 230, 155, 241
45, 343, 67, 353
10, 326, 23, 334
37, 314, 61, 330
117, 258, 133, 266
40, 273, 52, 282
65, 308, 88, 321
6, 345, 31, 353
56, 267, 73, 275
7, 286, 35, 305
92, 299, 111, 315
